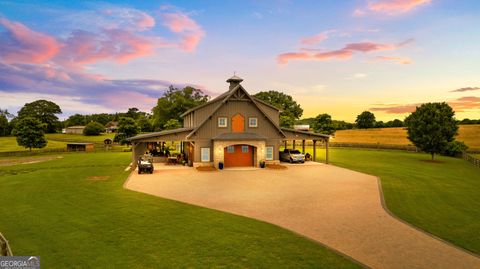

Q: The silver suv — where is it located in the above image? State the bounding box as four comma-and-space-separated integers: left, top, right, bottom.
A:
280, 149, 305, 163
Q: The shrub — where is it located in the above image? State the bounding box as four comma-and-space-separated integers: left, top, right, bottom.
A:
441, 141, 468, 157
83, 121, 104, 136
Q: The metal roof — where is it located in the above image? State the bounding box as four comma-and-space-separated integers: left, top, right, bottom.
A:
126, 127, 194, 141
213, 132, 268, 141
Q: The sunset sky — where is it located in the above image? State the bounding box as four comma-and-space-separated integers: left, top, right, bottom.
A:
0, 0, 479, 121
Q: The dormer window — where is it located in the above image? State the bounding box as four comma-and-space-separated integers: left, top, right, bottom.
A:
218, 117, 227, 127
249, 117, 258, 127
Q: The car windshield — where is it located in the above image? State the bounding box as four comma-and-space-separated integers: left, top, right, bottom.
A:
290, 150, 301, 154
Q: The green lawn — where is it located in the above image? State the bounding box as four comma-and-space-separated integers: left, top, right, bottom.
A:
0, 136, 67, 153
311, 147, 480, 254
46, 133, 115, 143
0, 152, 361, 268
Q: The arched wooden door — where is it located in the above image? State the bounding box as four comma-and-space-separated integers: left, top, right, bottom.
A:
232, 114, 245, 133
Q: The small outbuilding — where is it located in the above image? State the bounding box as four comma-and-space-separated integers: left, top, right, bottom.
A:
67, 143, 94, 152
65, 126, 85, 134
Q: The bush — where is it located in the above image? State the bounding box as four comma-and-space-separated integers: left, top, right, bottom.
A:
83, 121, 104, 136
441, 141, 468, 157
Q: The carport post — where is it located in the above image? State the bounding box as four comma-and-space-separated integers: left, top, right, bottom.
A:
284, 140, 287, 149
325, 138, 329, 164
302, 140, 305, 154
292, 140, 296, 149
313, 140, 317, 162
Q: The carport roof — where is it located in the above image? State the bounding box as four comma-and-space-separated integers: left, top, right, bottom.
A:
213, 132, 268, 141
127, 127, 194, 141
281, 128, 330, 140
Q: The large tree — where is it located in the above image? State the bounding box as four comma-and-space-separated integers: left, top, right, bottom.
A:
253, 91, 303, 128
117, 117, 140, 144
312, 113, 336, 135
405, 102, 458, 160
0, 109, 13, 136
12, 117, 47, 151
17, 100, 62, 133
83, 121, 104, 136
65, 114, 87, 127
355, 111, 376, 129
152, 86, 209, 130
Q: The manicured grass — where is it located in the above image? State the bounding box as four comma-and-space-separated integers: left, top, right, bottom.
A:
311, 148, 480, 254
0, 152, 361, 268
46, 133, 115, 143
0, 136, 67, 152
333, 124, 480, 150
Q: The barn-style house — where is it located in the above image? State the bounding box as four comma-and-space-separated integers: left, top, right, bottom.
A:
128, 76, 330, 168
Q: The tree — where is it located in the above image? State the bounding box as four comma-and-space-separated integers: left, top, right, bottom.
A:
66, 114, 86, 127
312, 113, 336, 135
0, 109, 13, 136
152, 86, 209, 130
355, 111, 376, 129
11, 117, 47, 151
375, 121, 385, 128
83, 121, 104, 136
137, 115, 153, 132
163, 119, 182, 130
254, 91, 303, 128
405, 102, 458, 160
117, 117, 140, 144
385, 119, 404, 128
125, 107, 141, 119
17, 100, 62, 133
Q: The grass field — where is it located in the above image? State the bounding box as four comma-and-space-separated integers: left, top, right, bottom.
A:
0, 152, 361, 268
333, 124, 480, 151
0, 133, 118, 153
312, 148, 480, 255
46, 133, 115, 143
0, 136, 68, 152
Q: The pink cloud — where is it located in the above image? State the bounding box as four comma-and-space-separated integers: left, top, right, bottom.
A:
136, 12, 155, 30
450, 87, 480, 93
345, 41, 395, 52
355, 0, 431, 16
162, 12, 205, 52
377, 56, 412, 64
278, 40, 408, 64
0, 17, 61, 64
56, 29, 155, 66
370, 96, 480, 114
368, 0, 431, 14
277, 52, 311, 64
301, 33, 329, 46
314, 49, 353, 60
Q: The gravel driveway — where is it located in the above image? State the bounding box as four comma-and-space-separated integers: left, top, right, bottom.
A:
125, 164, 480, 269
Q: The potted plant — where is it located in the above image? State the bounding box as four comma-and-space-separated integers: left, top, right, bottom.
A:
259, 160, 266, 168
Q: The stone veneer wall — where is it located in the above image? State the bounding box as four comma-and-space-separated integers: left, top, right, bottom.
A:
213, 140, 266, 168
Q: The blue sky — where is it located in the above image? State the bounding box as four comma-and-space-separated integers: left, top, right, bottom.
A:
0, 0, 479, 121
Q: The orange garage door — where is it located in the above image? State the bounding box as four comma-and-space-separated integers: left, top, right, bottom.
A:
224, 145, 254, 167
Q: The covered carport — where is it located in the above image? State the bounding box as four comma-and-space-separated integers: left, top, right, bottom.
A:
127, 128, 194, 169
281, 128, 330, 164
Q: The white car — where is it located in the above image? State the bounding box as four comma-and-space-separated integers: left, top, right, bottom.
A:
280, 149, 305, 163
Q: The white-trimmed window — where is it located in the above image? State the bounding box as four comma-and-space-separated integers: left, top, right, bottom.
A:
265, 147, 273, 160
241, 145, 249, 153
201, 148, 210, 162
227, 145, 235, 153
218, 117, 227, 127
249, 117, 258, 127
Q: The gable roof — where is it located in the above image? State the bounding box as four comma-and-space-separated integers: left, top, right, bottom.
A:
186, 84, 286, 139
180, 90, 281, 117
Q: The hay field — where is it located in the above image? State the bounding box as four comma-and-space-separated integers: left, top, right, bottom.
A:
333, 125, 479, 150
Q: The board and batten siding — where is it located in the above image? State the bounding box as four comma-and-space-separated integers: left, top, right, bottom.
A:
255, 101, 280, 126
192, 100, 284, 140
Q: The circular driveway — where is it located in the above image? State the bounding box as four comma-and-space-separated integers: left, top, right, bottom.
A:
125, 163, 480, 269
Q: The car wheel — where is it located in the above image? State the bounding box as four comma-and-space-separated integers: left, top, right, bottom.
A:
138, 170, 141, 174
289, 158, 293, 163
